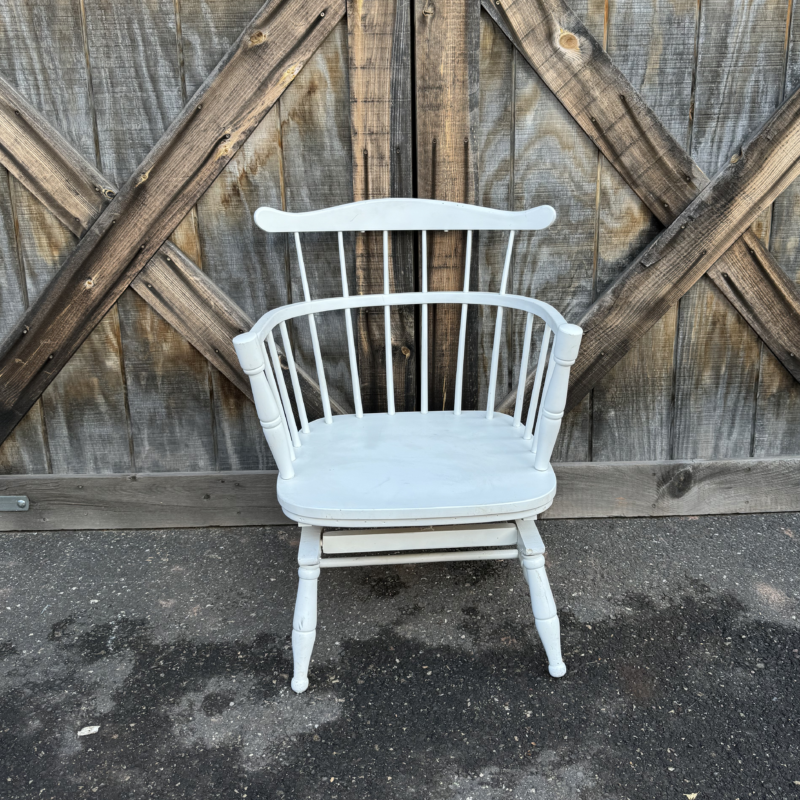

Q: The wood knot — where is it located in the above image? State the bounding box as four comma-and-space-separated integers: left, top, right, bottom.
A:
135, 170, 150, 187
84, 278, 94, 289
250, 30, 266, 46
558, 30, 580, 51
401, 345, 411, 358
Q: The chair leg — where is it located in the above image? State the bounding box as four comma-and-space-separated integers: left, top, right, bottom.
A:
291, 525, 322, 693
516, 520, 566, 678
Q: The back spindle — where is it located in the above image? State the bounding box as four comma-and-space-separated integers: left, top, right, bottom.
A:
486, 230, 515, 418
453, 230, 473, 415
338, 231, 363, 418
279, 320, 309, 433
524, 325, 552, 441
294, 232, 332, 424
421, 230, 429, 414
266, 330, 301, 448
383, 230, 395, 415
260, 338, 296, 461
513, 312, 535, 427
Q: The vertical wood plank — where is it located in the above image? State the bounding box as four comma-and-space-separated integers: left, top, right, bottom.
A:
672, 0, 789, 459
590, 0, 697, 462
754, 2, 800, 456
511, 0, 603, 461
178, 0, 276, 470
475, 11, 514, 410
82, 0, 216, 471
415, 0, 479, 411
0, 0, 131, 473
279, 21, 356, 412
348, 0, 415, 413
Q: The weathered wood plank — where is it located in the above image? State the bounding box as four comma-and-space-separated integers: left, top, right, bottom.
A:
415, 0, 479, 410
590, 0, 696, 461
279, 20, 357, 413
752, 2, 800, 457
0, 0, 132, 473
82, 0, 216, 472
0, 162, 49, 473
2, 456, 797, 531
0, 0, 345, 444
348, 0, 415, 413
488, 0, 800, 415
568, 81, 800, 416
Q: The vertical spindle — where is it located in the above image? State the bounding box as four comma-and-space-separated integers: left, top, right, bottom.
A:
338, 232, 363, 418
294, 232, 332, 424
453, 229, 473, 414
266, 331, 301, 448
486, 231, 515, 418
524, 326, 552, 441
279, 321, 309, 433
421, 230, 428, 414
383, 230, 395, 415
260, 339, 295, 462
513, 312, 534, 427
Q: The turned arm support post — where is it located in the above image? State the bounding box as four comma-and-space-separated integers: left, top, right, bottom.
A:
233, 333, 295, 479
533, 323, 583, 471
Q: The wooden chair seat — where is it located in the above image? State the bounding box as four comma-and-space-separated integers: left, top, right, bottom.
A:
277, 411, 557, 527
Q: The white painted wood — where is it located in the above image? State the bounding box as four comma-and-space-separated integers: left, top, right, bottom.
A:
291, 525, 321, 693
454, 230, 473, 415
279, 321, 310, 433
338, 231, 363, 418
234, 199, 582, 691
255, 198, 556, 232
319, 549, 519, 567
322, 522, 518, 554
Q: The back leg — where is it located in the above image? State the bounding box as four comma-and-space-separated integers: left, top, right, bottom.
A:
291, 525, 322, 693
516, 519, 566, 677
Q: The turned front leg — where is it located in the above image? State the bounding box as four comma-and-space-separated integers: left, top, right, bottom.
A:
516, 520, 566, 678
292, 526, 322, 693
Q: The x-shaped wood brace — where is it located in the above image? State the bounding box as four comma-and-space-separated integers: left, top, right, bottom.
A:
0, 0, 798, 446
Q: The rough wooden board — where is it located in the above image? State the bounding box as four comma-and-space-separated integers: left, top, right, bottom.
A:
81, 0, 216, 472
0, 163, 49, 474
753, 3, 800, 457
0, 0, 131, 474
0, 471, 289, 531
2, 456, 797, 531
348, 0, 415, 413
0, 0, 344, 444
567, 81, 800, 420
415, 0, 479, 411
512, 2, 601, 461
671, 0, 789, 460
279, 21, 358, 414
487, 0, 800, 414
590, 0, 696, 462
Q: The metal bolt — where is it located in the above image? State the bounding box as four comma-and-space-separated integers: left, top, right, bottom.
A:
16, 499, 25, 508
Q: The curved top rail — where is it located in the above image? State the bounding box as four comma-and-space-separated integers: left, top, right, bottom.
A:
234, 291, 571, 358
254, 198, 556, 233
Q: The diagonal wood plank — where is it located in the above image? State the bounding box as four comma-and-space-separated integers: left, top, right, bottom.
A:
0, 74, 345, 424
0, 0, 346, 442
348, 0, 415, 413
564, 82, 800, 409
485, 0, 800, 414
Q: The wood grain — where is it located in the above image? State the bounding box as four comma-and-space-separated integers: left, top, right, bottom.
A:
2, 456, 797, 531
590, 0, 696, 462
415, 0, 479, 410
487, 0, 800, 415
0, 0, 344, 445
348, 0, 415, 413
0, 0, 132, 473
671, 0, 790, 460
754, 2, 800, 457
569, 81, 800, 415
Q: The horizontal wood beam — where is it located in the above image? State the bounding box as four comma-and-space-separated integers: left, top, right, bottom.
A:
0, 0, 346, 442
487, 0, 800, 413
2, 456, 797, 531
566, 82, 800, 407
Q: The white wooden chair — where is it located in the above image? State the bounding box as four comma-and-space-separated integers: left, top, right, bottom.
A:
234, 198, 582, 693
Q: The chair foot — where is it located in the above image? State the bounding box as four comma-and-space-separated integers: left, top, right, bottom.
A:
517, 520, 566, 678
291, 526, 322, 694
